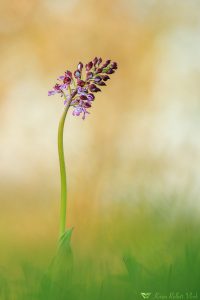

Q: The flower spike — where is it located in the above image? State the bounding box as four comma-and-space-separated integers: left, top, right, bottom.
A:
48, 58, 118, 119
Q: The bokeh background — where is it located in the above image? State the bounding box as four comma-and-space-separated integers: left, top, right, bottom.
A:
0, 0, 200, 288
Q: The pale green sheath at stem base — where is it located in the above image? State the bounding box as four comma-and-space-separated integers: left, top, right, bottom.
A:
57, 98, 72, 238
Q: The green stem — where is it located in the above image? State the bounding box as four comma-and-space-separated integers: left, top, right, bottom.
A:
58, 98, 72, 238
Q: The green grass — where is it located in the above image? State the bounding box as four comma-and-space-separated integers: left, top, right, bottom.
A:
1, 201, 200, 300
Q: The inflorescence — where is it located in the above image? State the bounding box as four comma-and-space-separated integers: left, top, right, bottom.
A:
48, 57, 118, 119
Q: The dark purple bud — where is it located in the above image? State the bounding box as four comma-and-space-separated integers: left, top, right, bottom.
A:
77, 79, 85, 87
63, 76, 71, 84
102, 60, 111, 68
93, 57, 98, 66
80, 94, 88, 100
86, 61, 93, 71
87, 93, 95, 101
96, 67, 103, 74
65, 70, 72, 78
110, 62, 118, 69
94, 76, 102, 83
97, 57, 102, 65
86, 72, 93, 80
84, 102, 92, 108
102, 75, 110, 81
63, 70, 72, 83
54, 83, 61, 91
89, 84, 101, 93
106, 69, 115, 74
74, 70, 81, 79
77, 62, 83, 71
96, 81, 106, 86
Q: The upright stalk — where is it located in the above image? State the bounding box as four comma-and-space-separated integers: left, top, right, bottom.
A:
58, 98, 72, 238
49, 58, 118, 239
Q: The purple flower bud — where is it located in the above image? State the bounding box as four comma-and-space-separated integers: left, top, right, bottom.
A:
102, 75, 110, 81
97, 57, 102, 65
80, 94, 88, 100
96, 81, 106, 86
87, 93, 95, 101
89, 84, 101, 92
94, 76, 102, 83
63, 76, 71, 84
106, 69, 115, 74
93, 57, 98, 66
77, 62, 83, 71
96, 67, 103, 74
74, 70, 81, 79
84, 102, 92, 108
86, 72, 93, 80
110, 62, 118, 69
86, 61, 93, 71
102, 60, 111, 68
65, 70, 72, 78
54, 83, 62, 91
77, 79, 85, 87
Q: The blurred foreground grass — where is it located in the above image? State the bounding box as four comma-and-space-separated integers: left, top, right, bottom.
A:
0, 198, 200, 300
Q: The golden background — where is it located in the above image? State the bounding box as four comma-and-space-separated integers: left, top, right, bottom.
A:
0, 0, 200, 272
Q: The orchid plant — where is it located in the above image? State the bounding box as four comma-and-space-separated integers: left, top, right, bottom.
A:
48, 57, 118, 243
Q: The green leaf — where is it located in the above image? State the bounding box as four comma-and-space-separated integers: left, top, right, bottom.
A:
58, 227, 74, 251
45, 227, 74, 298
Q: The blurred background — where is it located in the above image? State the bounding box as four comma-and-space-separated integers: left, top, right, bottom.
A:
0, 0, 200, 277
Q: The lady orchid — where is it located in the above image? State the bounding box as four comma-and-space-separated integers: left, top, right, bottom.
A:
48, 58, 118, 243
